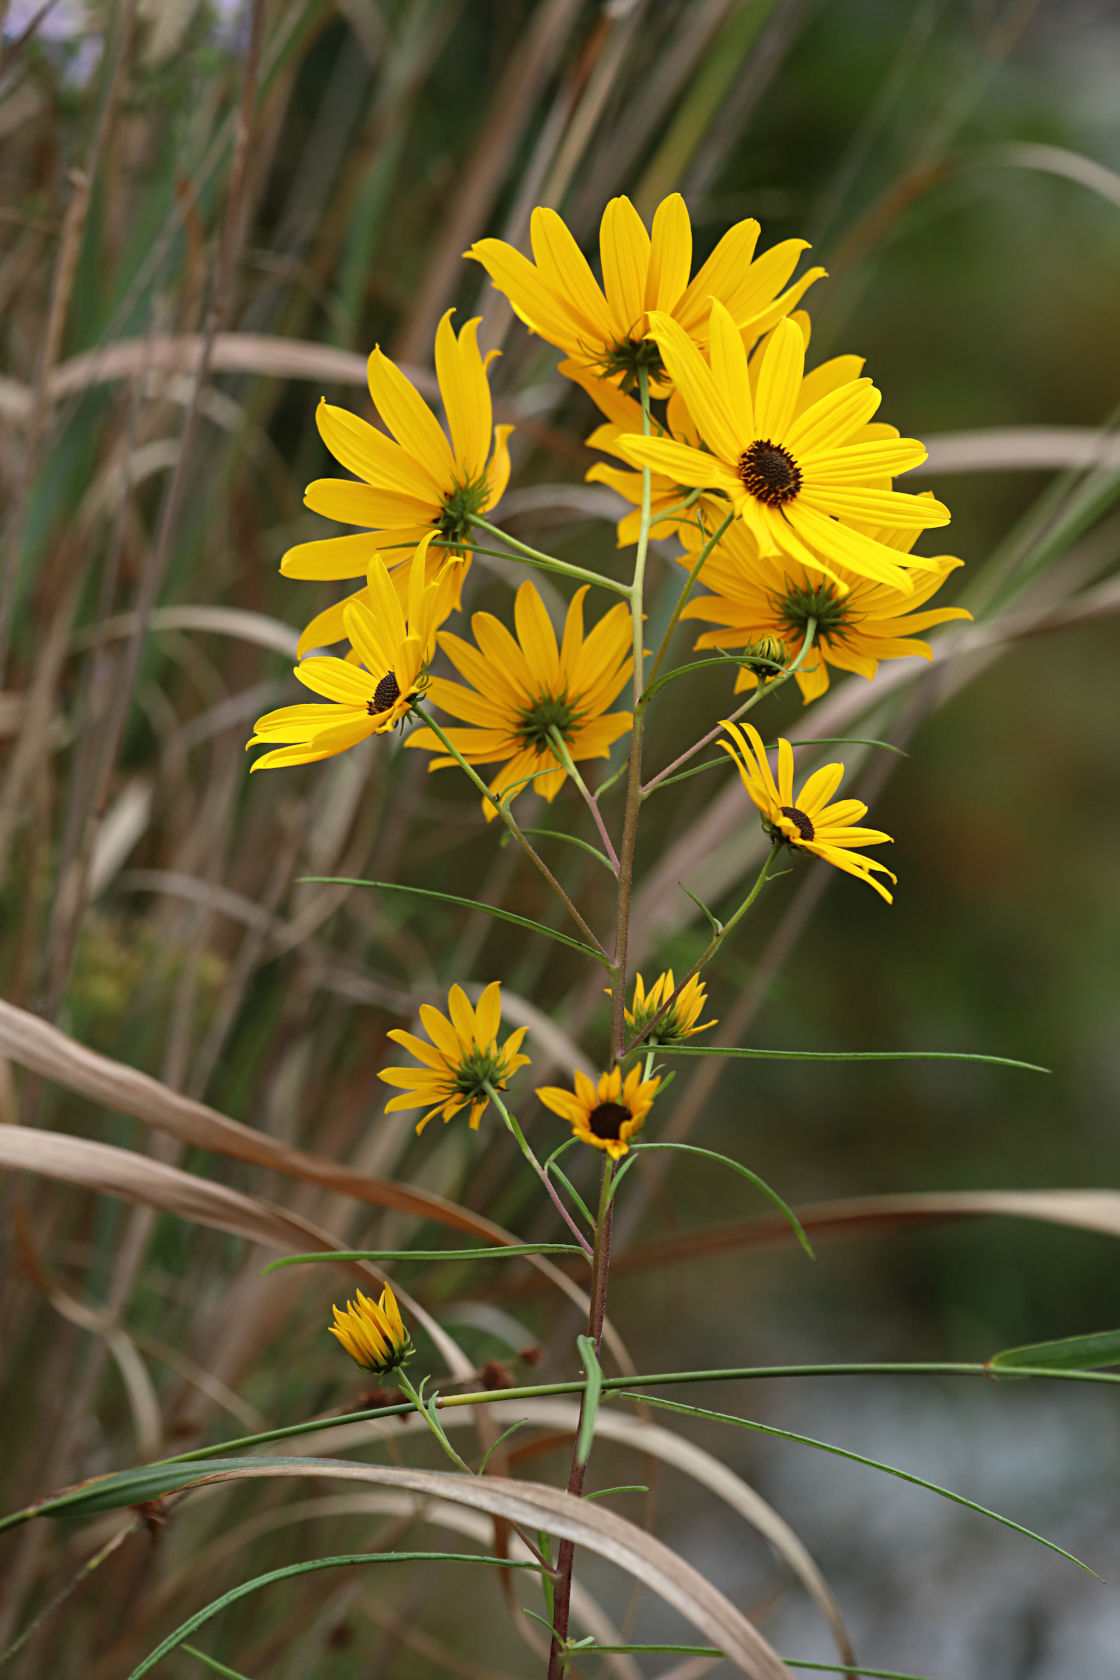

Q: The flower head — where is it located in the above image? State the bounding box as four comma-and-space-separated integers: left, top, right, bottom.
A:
470, 193, 823, 396
281, 309, 513, 653
330, 1284, 411, 1375
719, 720, 895, 902
616, 304, 951, 592
407, 582, 633, 818
379, 982, 530, 1133
681, 516, 970, 702
248, 555, 441, 770
536, 1065, 661, 1161
623, 971, 716, 1047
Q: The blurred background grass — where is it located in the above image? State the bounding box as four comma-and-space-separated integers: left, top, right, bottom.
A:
1, 1, 1119, 1675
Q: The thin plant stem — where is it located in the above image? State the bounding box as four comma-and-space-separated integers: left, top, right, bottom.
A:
484, 1083, 595, 1258
624, 846, 783, 1058
410, 702, 609, 961
546, 1159, 615, 1680
641, 617, 819, 796
546, 726, 620, 873
607, 364, 656, 1062
641, 508, 735, 696
470, 517, 629, 595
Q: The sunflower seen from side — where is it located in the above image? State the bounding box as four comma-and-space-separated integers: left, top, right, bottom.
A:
720, 720, 896, 902
407, 581, 633, 818
621, 971, 716, 1047
247, 555, 441, 771
330, 1284, 411, 1376
536, 1065, 661, 1161
379, 982, 530, 1133
281, 308, 513, 654
680, 516, 970, 703
615, 304, 951, 592
470, 192, 823, 396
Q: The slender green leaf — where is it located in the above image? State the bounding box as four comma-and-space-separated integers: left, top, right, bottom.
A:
613, 1392, 1097, 1577
582, 1485, 649, 1501
987, 1327, 1120, 1379
678, 881, 722, 935
297, 877, 607, 964
262, 1244, 583, 1272
658, 1045, 1048, 1072
181, 1646, 255, 1680
521, 827, 616, 873
792, 737, 908, 757
478, 1419, 530, 1473
644, 756, 728, 792
127, 1552, 541, 1678
575, 1335, 603, 1467
627, 1144, 812, 1259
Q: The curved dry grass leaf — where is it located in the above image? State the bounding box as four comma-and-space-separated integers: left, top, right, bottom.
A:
0, 998, 633, 1369
296, 1399, 850, 1664
0, 1126, 471, 1376
613, 1188, 1120, 1273
160, 1459, 795, 1679
71, 604, 299, 657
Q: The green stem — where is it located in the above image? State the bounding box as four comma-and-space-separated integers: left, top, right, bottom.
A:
468, 519, 628, 596
484, 1083, 594, 1257
411, 702, 609, 962
641, 616, 818, 797
546, 726, 620, 873
640, 509, 734, 697
623, 846, 782, 1058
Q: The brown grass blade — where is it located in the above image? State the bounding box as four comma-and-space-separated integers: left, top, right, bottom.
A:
611, 1189, 1120, 1274
154, 1460, 797, 1679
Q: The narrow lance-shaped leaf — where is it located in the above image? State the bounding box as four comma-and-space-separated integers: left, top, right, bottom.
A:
987, 1327, 1120, 1379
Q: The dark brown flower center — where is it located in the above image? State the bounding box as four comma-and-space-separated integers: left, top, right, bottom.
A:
738, 439, 802, 506
369, 671, 401, 714
780, 804, 815, 841
587, 1100, 630, 1141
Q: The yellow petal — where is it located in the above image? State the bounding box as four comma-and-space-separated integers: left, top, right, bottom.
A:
646, 193, 692, 312
434, 310, 492, 482
753, 318, 804, 440
645, 309, 742, 464
316, 400, 444, 500
530, 207, 614, 345
367, 347, 455, 484
675, 217, 761, 334
599, 195, 651, 340
281, 532, 380, 580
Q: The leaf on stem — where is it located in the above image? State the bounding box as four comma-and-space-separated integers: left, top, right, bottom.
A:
625, 1144, 812, 1258
986, 1327, 1120, 1380
657, 1045, 1048, 1072
576, 1335, 603, 1467
299, 877, 609, 964
263, 1244, 584, 1271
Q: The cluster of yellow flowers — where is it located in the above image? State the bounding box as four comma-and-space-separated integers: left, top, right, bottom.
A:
251, 195, 966, 1289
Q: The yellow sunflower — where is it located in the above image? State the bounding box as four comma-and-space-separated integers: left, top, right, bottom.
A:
680, 515, 970, 702
330, 1284, 411, 1375
536, 1065, 661, 1161
720, 720, 895, 902
615, 304, 951, 591
378, 982, 530, 1133
247, 555, 440, 771
469, 192, 823, 396
407, 582, 633, 818
281, 308, 513, 653
622, 970, 716, 1046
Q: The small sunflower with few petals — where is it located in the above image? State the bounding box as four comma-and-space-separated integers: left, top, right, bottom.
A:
282, 308, 513, 653
407, 581, 633, 819
616, 304, 951, 592
536, 1065, 661, 1161
623, 971, 716, 1048
330, 1284, 411, 1375
379, 982, 530, 1134
720, 720, 896, 903
470, 193, 823, 396
248, 556, 441, 771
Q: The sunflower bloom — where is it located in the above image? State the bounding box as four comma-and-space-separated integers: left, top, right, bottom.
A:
379, 982, 530, 1133
470, 193, 823, 396
248, 555, 441, 771
281, 308, 513, 653
536, 1065, 661, 1161
407, 582, 633, 818
330, 1284, 411, 1375
623, 971, 716, 1046
681, 516, 970, 702
720, 720, 895, 903
616, 304, 951, 591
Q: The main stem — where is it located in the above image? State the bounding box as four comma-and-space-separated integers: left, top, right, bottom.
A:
546, 1160, 614, 1680
547, 373, 654, 1680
